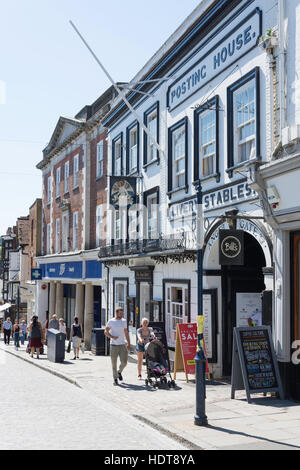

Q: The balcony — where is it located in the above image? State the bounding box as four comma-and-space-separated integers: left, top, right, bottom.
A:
98, 233, 197, 260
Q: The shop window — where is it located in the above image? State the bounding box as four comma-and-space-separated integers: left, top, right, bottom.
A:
293, 233, 300, 341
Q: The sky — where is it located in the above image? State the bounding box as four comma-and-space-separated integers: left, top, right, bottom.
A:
0, 0, 201, 236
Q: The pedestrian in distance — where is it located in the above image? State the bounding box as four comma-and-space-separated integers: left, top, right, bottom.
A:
13, 320, 21, 350
3, 317, 13, 345
69, 317, 83, 360
105, 307, 131, 386
136, 318, 156, 380
59, 318, 67, 335
28, 315, 44, 359
20, 319, 27, 345
49, 314, 59, 330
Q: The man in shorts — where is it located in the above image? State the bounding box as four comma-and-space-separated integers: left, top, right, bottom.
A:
105, 307, 131, 385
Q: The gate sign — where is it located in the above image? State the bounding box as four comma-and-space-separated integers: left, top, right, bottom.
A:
219, 229, 244, 265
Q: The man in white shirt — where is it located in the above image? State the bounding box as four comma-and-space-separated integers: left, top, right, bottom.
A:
3, 317, 13, 345
105, 307, 131, 385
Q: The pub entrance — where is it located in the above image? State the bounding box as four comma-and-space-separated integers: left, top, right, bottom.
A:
222, 232, 266, 376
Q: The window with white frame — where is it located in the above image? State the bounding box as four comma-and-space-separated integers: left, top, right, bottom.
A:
200, 110, 216, 177
147, 109, 158, 164
114, 208, 126, 243
56, 167, 61, 198
55, 218, 60, 252
96, 141, 104, 178
46, 223, 51, 254
114, 279, 128, 320
64, 161, 70, 194
113, 137, 122, 176
129, 126, 138, 173
147, 193, 158, 240
72, 212, 78, 250
47, 176, 52, 205
73, 154, 79, 188
233, 80, 256, 163
62, 212, 69, 252
171, 123, 186, 190
96, 204, 103, 247
165, 282, 189, 348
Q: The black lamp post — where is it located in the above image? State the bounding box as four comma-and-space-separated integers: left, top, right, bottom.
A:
193, 179, 208, 427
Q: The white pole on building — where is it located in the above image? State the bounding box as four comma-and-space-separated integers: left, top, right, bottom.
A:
69, 21, 162, 154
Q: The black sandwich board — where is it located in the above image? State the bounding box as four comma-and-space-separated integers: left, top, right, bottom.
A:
149, 321, 170, 367
231, 326, 284, 403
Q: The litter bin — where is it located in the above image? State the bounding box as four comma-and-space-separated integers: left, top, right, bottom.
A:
91, 328, 109, 356
47, 328, 65, 363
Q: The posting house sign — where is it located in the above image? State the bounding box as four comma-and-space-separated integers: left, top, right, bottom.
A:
167, 8, 262, 111
219, 229, 244, 265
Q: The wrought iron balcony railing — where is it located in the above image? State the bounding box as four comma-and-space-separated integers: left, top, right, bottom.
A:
98, 233, 196, 259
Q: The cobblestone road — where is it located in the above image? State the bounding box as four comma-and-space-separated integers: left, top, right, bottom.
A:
0, 353, 186, 450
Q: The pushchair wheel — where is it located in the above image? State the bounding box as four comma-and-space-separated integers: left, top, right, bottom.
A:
171, 380, 176, 388
145, 379, 149, 386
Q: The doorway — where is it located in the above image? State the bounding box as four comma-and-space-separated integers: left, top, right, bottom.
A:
140, 282, 151, 322
222, 232, 266, 376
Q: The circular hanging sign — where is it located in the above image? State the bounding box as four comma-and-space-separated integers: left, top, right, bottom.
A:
220, 235, 242, 259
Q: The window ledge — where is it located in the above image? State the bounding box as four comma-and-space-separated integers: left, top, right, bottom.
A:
143, 158, 160, 170
226, 157, 261, 177
96, 175, 104, 181
193, 172, 220, 184
167, 185, 189, 197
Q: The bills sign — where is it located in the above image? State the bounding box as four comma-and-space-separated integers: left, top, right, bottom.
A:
110, 176, 136, 210
219, 230, 244, 266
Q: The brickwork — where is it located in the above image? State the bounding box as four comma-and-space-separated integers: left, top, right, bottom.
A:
28, 199, 42, 278
89, 129, 108, 249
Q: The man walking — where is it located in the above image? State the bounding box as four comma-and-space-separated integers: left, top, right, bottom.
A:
105, 307, 131, 386
3, 317, 13, 345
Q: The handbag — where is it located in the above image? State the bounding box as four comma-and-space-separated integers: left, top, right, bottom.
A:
67, 341, 71, 353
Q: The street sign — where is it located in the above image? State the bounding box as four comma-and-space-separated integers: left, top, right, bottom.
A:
31, 268, 42, 281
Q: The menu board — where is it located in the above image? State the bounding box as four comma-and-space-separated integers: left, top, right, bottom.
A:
231, 326, 284, 403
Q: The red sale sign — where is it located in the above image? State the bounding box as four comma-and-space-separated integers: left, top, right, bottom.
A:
178, 323, 197, 375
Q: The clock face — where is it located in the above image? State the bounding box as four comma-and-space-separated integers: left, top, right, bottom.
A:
220, 235, 242, 259
111, 179, 135, 208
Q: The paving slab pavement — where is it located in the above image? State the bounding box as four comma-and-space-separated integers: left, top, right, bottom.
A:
1, 340, 300, 450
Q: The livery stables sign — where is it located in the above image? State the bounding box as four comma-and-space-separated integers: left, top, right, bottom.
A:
167, 9, 262, 110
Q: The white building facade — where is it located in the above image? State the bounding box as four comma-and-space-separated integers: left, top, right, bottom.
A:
100, 0, 285, 378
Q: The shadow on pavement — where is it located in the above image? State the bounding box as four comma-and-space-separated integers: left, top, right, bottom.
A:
207, 424, 300, 450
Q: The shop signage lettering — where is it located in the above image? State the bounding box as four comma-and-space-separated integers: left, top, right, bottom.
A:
169, 182, 257, 223
204, 182, 256, 211
167, 9, 261, 110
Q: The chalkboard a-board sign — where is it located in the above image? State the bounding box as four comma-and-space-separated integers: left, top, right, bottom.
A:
231, 326, 284, 403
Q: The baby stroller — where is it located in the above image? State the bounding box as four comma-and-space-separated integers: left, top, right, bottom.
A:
144, 339, 176, 389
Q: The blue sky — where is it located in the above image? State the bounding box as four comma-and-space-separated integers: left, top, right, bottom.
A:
0, 0, 200, 236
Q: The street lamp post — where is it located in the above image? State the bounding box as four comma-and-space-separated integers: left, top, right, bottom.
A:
193, 179, 208, 427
